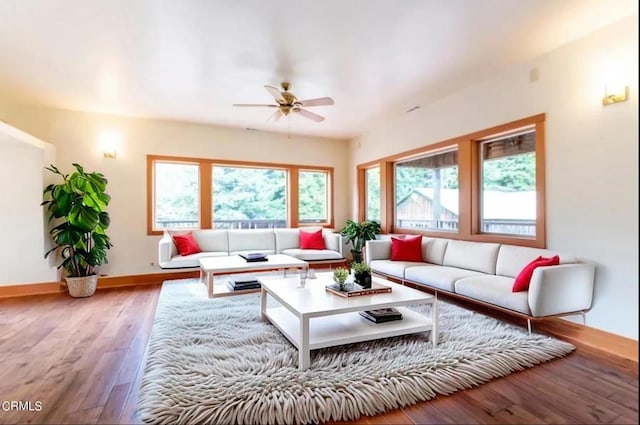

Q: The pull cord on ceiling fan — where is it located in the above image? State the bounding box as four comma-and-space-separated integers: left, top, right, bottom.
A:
233, 82, 334, 122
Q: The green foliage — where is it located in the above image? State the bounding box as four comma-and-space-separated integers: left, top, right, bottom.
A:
154, 163, 199, 223
299, 171, 327, 221
213, 167, 287, 220
333, 267, 349, 284
482, 153, 535, 191
352, 262, 371, 275
42, 164, 113, 277
340, 219, 381, 252
365, 167, 381, 221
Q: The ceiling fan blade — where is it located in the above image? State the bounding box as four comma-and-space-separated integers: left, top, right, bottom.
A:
232, 103, 278, 107
294, 108, 325, 122
265, 85, 286, 103
268, 109, 284, 122
297, 97, 334, 107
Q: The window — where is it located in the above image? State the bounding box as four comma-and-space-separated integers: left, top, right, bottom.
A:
147, 156, 334, 234
357, 114, 545, 248
213, 166, 287, 229
480, 130, 536, 236
153, 161, 200, 229
395, 149, 459, 232
365, 167, 381, 222
299, 170, 330, 224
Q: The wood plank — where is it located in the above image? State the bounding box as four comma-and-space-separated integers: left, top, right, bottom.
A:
96, 383, 132, 425
0, 283, 637, 425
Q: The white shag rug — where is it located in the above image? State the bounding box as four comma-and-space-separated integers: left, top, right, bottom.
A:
137, 278, 574, 425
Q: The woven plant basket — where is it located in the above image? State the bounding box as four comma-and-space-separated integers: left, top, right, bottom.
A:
65, 275, 98, 298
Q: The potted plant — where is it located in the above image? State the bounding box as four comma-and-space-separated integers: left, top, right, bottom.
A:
352, 262, 372, 288
42, 164, 113, 297
332, 267, 350, 290
340, 219, 381, 263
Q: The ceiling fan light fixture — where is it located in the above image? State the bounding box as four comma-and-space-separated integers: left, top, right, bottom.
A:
233, 82, 334, 123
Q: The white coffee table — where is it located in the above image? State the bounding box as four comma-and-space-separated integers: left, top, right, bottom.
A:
199, 254, 308, 298
260, 273, 437, 370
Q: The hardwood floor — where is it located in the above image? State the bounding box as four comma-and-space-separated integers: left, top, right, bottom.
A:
0, 284, 636, 425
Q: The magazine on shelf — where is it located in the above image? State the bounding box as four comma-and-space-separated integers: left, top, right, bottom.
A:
238, 253, 268, 262
230, 275, 260, 284
359, 308, 403, 323
226, 279, 261, 291
324, 281, 391, 298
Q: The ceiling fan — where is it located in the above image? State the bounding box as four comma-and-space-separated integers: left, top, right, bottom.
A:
233, 82, 334, 122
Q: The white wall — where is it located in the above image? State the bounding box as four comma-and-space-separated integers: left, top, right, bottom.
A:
0, 123, 57, 284
0, 107, 350, 278
350, 16, 639, 340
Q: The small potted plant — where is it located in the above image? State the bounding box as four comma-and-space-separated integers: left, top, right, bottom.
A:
352, 262, 372, 288
42, 164, 113, 297
332, 267, 350, 290
340, 219, 381, 263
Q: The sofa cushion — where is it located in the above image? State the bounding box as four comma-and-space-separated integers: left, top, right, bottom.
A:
370, 260, 423, 280
299, 229, 326, 250
193, 229, 229, 253
443, 240, 500, 274
164, 251, 228, 268
405, 265, 484, 292
228, 229, 275, 253
496, 245, 564, 278
274, 228, 300, 252
282, 248, 343, 261
391, 235, 423, 262
172, 232, 201, 256
512, 255, 560, 292
422, 237, 449, 265
455, 275, 531, 315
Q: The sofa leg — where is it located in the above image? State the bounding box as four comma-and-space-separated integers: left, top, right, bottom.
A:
527, 319, 532, 335
580, 311, 586, 327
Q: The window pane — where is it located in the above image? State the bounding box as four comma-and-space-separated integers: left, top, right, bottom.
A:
365, 167, 380, 222
213, 166, 287, 229
154, 162, 200, 229
481, 130, 536, 236
395, 150, 459, 232
299, 170, 329, 223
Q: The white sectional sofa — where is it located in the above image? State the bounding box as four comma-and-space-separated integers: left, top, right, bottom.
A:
159, 228, 345, 269
366, 236, 595, 328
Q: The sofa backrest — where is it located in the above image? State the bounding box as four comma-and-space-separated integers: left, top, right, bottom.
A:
443, 240, 501, 274
193, 229, 229, 253
274, 228, 300, 252
496, 245, 574, 277
227, 229, 276, 253
422, 237, 449, 265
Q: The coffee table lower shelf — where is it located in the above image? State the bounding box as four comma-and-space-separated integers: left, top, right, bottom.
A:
264, 306, 433, 354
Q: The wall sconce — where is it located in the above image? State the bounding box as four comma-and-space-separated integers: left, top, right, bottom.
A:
98, 130, 121, 159
602, 84, 629, 106
103, 149, 117, 159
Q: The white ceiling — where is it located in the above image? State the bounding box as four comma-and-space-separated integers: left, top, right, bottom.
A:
0, 0, 637, 140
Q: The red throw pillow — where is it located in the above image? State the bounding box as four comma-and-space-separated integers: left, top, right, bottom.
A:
390, 235, 423, 262
512, 255, 560, 292
299, 229, 326, 250
172, 232, 202, 256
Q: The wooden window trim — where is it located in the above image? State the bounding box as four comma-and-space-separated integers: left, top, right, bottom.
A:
356, 113, 546, 248
147, 155, 334, 235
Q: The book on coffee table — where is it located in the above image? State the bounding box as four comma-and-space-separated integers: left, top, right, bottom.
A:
325, 281, 391, 298
227, 275, 261, 291
231, 275, 260, 284
227, 281, 261, 291
238, 253, 268, 262
359, 308, 403, 323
